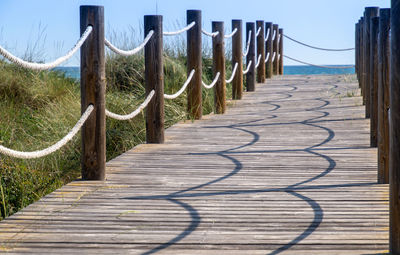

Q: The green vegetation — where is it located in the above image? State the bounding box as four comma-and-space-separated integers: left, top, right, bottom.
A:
0, 37, 236, 220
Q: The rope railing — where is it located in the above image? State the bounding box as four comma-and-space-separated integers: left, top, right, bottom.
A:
284, 55, 355, 69
284, 34, 355, 51
163, 22, 195, 36
202, 29, 219, 37
271, 52, 276, 62
105, 30, 154, 56
0, 105, 94, 159
265, 52, 270, 63
255, 54, 262, 68
255, 27, 262, 37
105, 90, 155, 120
225, 63, 239, 83
224, 28, 238, 39
243, 30, 252, 57
0, 26, 92, 70
243, 60, 253, 74
265, 28, 270, 42
272, 30, 276, 41
202, 72, 220, 89
164, 69, 195, 99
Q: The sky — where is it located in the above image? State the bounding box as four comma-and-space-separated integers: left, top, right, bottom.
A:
0, 0, 391, 66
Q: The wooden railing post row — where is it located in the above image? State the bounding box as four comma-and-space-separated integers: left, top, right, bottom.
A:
246, 22, 256, 91
144, 15, 164, 143
232, 19, 243, 100
363, 7, 380, 118
187, 10, 202, 120
212, 21, 226, 114
377, 8, 390, 184
390, 1, 400, 252
256, 20, 265, 83
272, 24, 279, 75
370, 16, 380, 148
278, 28, 284, 75
265, 22, 273, 79
80, 5, 106, 181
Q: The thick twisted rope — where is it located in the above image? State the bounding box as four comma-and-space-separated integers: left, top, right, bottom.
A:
265, 52, 270, 63
272, 30, 276, 41
271, 52, 276, 62
255, 27, 262, 37
0, 26, 92, 70
243, 60, 253, 75
0, 105, 94, 159
164, 69, 195, 99
202, 72, 220, 89
225, 63, 238, 83
283, 34, 355, 51
255, 54, 262, 68
224, 28, 238, 39
105, 90, 155, 120
264, 28, 270, 42
105, 30, 154, 56
163, 22, 195, 36
243, 30, 252, 57
284, 55, 355, 69
202, 29, 219, 37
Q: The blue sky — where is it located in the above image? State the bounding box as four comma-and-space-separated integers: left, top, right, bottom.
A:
0, 0, 390, 66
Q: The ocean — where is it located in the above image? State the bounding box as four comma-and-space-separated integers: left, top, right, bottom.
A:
55, 65, 355, 80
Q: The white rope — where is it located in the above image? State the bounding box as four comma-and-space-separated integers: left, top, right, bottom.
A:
202, 29, 219, 37
255, 54, 262, 68
0, 105, 94, 159
224, 28, 238, 39
265, 52, 270, 63
243, 30, 252, 57
264, 28, 270, 42
105, 30, 154, 56
0, 26, 92, 70
225, 63, 238, 83
272, 52, 276, 62
256, 27, 262, 37
243, 60, 253, 75
164, 69, 195, 99
163, 22, 195, 36
202, 72, 220, 89
272, 30, 276, 41
105, 90, 155, 120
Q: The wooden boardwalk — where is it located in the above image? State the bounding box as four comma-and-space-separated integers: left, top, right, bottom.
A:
0, 75, 388, 254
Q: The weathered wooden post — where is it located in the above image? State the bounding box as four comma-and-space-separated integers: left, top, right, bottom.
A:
378, 8, 390, 184
232, 19, 243, 100
246, 22, 256, 91
80, 5, 106, 180
256, 20, 265, 83
145, 15, 164, 143
360, 17, 365, 93
187, 10, 202, 120
265, 22, 273, 79
272, 24, 279, 75
212, 21, 226, 114
390, 1, 400, 251
356, 22, 360, 81
370, 17, 380, 148
279, 28, 284, 75
363, 7, 380, 118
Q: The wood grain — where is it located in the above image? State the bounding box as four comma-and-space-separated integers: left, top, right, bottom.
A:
0, 75, 388, 254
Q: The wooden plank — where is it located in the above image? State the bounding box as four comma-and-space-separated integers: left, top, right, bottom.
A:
0, 75, 388, 254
